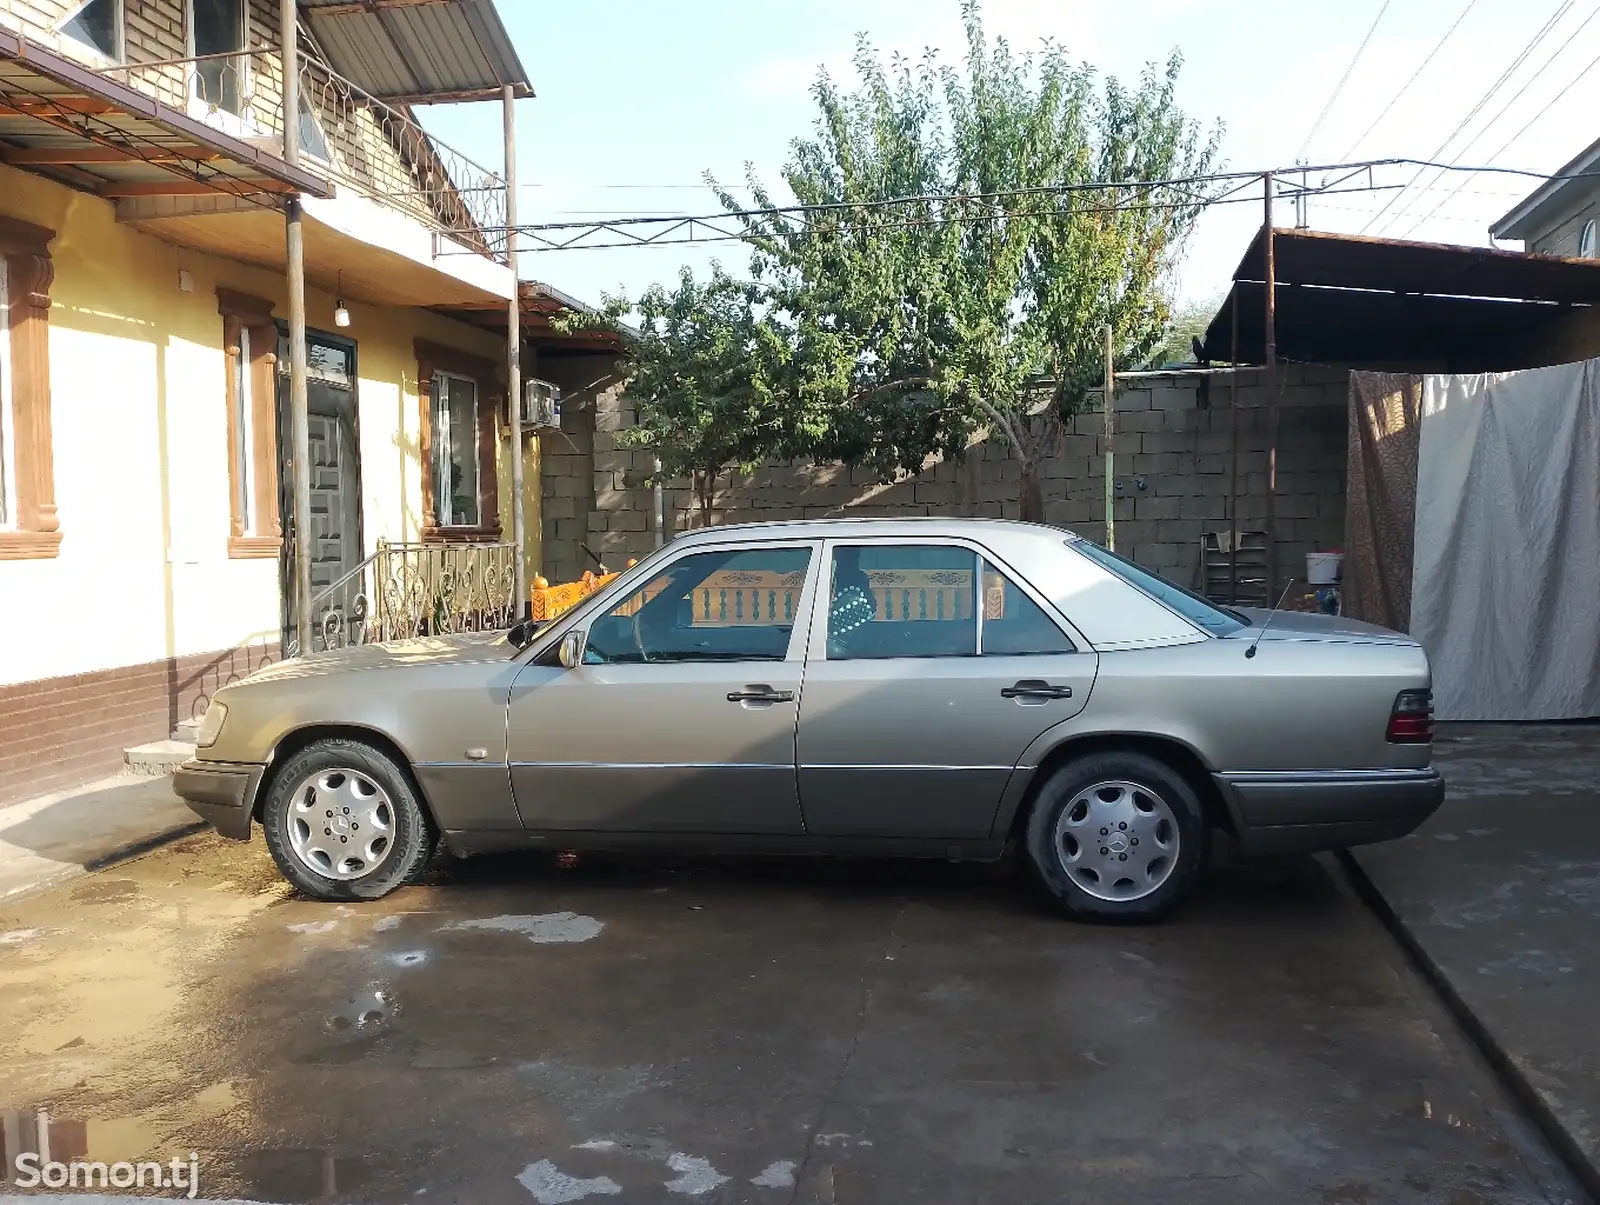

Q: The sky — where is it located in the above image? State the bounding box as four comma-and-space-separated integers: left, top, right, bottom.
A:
417, 0, 1600, 312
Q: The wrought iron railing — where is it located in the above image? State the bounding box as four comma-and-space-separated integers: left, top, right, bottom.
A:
34, 33, 509, 261
291, 539, 517, 656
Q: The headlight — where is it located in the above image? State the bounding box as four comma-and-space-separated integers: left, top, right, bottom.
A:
196, 700, 229, 748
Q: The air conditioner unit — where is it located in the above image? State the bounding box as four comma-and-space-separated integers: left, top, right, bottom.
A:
520, 378, 562, 431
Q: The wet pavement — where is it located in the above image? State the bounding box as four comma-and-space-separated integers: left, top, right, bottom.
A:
0, 830, 1586, 1205
1353, 724, 1600, 1196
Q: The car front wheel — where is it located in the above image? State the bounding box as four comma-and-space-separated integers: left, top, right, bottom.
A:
261, 738, 435, 901
1023, 751, 1208, 922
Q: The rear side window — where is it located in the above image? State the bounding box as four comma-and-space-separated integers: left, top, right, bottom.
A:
981, 559, 1075, 655
827, 545, 976, 659
1070, 540, 1244, 636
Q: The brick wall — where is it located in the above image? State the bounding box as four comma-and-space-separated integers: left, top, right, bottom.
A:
547, 364, 1350, 594
0, 639, 277, 804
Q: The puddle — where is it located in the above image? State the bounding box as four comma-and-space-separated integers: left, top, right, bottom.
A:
442, 913, 603, 943
752, 1160, 797, 1188
239, 1148, 372, 1200
327, 987, 393, 1034
517, 1158, 622, 1203
664, 1153, 729, 1195
385, 950, 429, 968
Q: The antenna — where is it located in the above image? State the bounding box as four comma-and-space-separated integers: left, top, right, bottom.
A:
1245, 578, 1298, 659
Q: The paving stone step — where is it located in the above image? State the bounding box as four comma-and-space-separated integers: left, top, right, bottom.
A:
122, 739, 195, 776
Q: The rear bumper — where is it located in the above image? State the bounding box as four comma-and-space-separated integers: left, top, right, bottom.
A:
172, 759, 263, 841
1215, 767, 1445, 855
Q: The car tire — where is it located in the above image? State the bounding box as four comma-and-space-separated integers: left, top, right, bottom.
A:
261, 738, 435, 902
1023, 751, 1208, 923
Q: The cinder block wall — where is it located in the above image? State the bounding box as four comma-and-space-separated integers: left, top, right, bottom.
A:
543, 364, 1349, 594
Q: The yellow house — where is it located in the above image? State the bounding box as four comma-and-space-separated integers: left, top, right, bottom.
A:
0, 0, 546, 801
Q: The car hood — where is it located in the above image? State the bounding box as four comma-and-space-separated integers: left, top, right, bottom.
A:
1223, 608, 1418, 646
243, 632, 513, 683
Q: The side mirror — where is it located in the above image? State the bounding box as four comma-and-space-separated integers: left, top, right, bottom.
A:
506, 618, 544, 650
558, 629, 586, 669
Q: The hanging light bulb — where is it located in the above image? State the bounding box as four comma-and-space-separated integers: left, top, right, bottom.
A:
334, 270, 351, 327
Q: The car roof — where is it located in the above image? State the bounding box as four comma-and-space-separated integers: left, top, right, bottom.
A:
666, 517, 1083, 546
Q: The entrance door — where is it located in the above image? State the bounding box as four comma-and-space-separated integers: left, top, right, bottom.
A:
796, 540, 1098, 839
277, 331, 363, 651
506, 541, 821, 834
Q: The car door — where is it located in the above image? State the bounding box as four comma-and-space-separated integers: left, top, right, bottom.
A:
506, 540, 821, 834
796, 539, 1098, 839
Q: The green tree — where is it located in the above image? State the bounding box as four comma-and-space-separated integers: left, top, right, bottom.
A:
717, 1, 1220, 519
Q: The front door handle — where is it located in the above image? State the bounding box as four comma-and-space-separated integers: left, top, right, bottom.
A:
727, 685, 796, 704
1001, 680, 1073, 701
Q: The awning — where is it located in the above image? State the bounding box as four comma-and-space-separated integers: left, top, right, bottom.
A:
439, 281, 631, 356
1200, 228, 1600, 370
302, 0, 532, 105
0, 26, 329, 201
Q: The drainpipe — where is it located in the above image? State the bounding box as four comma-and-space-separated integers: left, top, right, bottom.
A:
281, 0, 312, 655
504, 83, 527, 618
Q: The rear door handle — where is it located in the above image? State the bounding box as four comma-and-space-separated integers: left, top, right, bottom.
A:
1001, 680, 1073, 701
727, 686, 796, 704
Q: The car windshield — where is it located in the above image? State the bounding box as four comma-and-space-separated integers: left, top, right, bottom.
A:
1070, 539, 1245, 636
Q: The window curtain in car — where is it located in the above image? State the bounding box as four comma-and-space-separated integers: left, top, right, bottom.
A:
1411, 360, 1600, 720
1343, 372, 1422, 635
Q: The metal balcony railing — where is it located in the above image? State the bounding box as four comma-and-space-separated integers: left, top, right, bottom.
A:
293, 539, 517, 655
0, 5, 508, 263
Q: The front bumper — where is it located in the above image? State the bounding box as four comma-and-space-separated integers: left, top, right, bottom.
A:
172, 759, 264, 841
1215, 767, 1445, 855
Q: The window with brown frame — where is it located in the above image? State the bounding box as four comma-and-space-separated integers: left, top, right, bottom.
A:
0, 216, 61, 561
217, 288, 281, 557
415, 339, 502, 543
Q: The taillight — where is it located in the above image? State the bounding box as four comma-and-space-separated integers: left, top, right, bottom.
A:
1387, 689, 1433, 743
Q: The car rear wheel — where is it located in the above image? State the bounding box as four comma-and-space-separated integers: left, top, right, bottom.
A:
1023, 751, 1208, 922
262, 738, 435, 902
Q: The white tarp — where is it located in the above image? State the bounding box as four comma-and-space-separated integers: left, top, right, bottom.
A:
1411, 360, 1600, 720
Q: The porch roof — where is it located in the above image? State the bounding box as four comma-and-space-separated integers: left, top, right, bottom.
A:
0, 26, 330, 201
301, 0, 532, 105
439, 281, 632, 355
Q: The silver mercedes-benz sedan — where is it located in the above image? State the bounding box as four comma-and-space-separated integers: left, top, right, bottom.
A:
174, 518, 1442, 922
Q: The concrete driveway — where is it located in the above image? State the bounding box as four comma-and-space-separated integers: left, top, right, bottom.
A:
0, 833, 1584, 1204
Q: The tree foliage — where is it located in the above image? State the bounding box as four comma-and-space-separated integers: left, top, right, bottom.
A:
582, 1, 1221, 522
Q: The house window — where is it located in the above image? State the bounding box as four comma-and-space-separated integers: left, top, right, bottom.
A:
57, 0, 122, 60
0, 257, 12, 529
190, 0, 247, 116
217, 288, 280, 557
0, 216, 61, 560
1581, 219, 1597, 260
433, 373, 480, 527
415, 339, 501, 542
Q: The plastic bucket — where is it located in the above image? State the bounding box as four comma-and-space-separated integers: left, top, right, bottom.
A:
1305, 551, 1343, 585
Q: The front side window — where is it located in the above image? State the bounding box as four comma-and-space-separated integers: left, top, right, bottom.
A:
584, 547, 812, 664
432, 373, 480, 528
827, 544, 978, 659
58, 0, 122, 60
191, 0, 247, 115
1071, 539, 1244, 636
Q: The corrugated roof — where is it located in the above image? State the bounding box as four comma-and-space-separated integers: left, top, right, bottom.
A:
1198, 227, 1600, 370
301, 0, 531, 104
1490, 136, 1600, 241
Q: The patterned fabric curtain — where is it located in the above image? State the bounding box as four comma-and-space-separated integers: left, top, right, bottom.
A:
1343, 372, 1423, 632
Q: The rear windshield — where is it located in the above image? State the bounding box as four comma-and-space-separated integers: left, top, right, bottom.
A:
1070, 540, 1245, 637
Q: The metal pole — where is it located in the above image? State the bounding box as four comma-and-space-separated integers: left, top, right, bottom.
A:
281, 0, 311, 655
503, 84, 527, 618
1229, 289, 1240, 605
1263, 172, 1279, 598
1103, 323, 1115, 551
653, 456, 665, 549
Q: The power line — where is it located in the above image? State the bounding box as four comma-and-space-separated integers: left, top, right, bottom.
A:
1363, 0, 1580, 233
1396, 40, 1600, 237
1297, 0, 1392, 161
1387, 0, 1600, 237
1337, 0, 1480, 162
